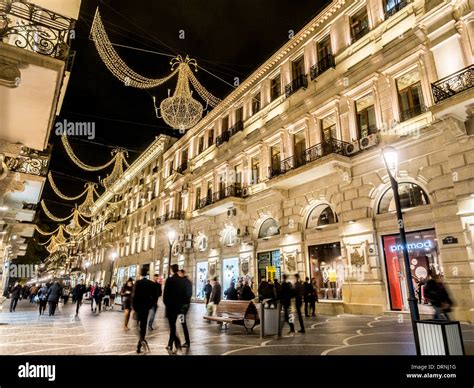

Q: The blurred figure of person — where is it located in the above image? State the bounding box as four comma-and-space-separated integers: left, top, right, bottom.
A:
203, 280, 212, 306
29, 284, 38, 303
74, 280, 87, 316
178, 269, 192, 347
304, 277, 312, 317
62, 287, 70, 304
121, 278, 134, 330
148, 274, 162, 330
262, 279, 276, 306
111, 282, 118, 308
163, 264, 186, 353
224, 281, 238, 300
240, 280, 255, 301
90, 283, 96, 312
9, 282, 21, 312
208, 277, 222, 316
132, 268, 158, 354
47, 281, 62, 316
273, 278, 282, 300
280, 274, 295, 334
424, 273, 452, 321
258, 278, 268, 302
294, 274, 305, 333
92, 282, 103, 313
37, 283, 48, 315
310, 278, 318, 316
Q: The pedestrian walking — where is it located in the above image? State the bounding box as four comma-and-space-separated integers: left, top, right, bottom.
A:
304, 277, 312, 317
37, 283, 48, 315
239, 280, 254, 301
178, 269, 192, 347
110, 282, 118, 308
163, 264, 187, 353
47, 281, 62, 316
310, 278, 318, 316
92, 282, 104, 313
224, 281, 238, 300
424, 273, 453, 321
73, 280, 87, 316
121, 278, 134, 330
9, 282, 21, 312
262, 279, 276, 306
280, 274, 295, 334
103, 285, 111, 310
147, 274, 162, 330
294, 274, 305, 333
132, 268, 158, 353
203, 280, 212, 306
29, 284, 38, 303
209, 277, 222, 315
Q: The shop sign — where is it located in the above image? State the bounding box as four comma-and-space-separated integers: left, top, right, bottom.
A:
266, 266, 276, 282
442, 236, 458, 245
389, 240, 432, 252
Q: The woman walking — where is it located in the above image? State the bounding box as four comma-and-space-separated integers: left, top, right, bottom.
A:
37, 284, 48, 315
121, 278, 134, 330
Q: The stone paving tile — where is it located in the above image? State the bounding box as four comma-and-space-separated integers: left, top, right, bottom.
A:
0, 300, 472, 356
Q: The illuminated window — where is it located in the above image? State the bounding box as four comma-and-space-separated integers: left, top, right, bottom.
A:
252, 92, 261, 115
306, 205, 338, 228
396, 68, 425, 121
271, 74, 281, 101
356, 94, 377, 138
378, 183, 429, 214
258, 218, 280, 238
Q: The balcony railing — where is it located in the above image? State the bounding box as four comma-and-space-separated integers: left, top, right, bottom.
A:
310, 54, 336, 80
195, 185, 243, 210
4, 147, 49, 177
384, 0, 409, 19
351, 24, 370, 43
229, 120, 244, 137
176, 161, 188, 174
400, 103, 426, 122
216, 130, 230, 147
0, 0, 76, 60
431, 65, 474, 104
215, 121, 243, 147
268, 138, 355, 179
285, 74, 308, 97
156, 211, 185, 225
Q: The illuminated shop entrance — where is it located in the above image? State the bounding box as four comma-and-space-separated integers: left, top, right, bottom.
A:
382, 229, 440, 311
257, 250, 281, 283
308, 243, 343, 300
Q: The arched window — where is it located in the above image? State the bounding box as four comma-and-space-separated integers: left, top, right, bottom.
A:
258, 218, 280, 238
222, 227, 237, 246
306, 205, 338, 228
378, 183, 429, 214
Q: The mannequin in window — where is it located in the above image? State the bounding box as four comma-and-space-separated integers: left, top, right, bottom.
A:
322, 267, 329, 299
328, 267, 337, 299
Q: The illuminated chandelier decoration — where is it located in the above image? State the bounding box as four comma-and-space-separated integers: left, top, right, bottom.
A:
37, 225, 68, 254
101, 148, 129, 189
91, 9, 221, 131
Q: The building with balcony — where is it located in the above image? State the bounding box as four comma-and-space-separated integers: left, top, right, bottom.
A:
76, 0, 474, 322
0, 0, 80, 295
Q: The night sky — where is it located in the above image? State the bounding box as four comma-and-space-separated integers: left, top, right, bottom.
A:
41, 0, 330, 223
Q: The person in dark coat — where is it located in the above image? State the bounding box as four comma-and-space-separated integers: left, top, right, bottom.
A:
9, 282, 21, 312
262, 279, 276, 306
132, 267, 158, 353
73, 280, 87, 316
224, 282, 239, 300
424, 273, 452, 321
203, 280, 212, 306
37, 283, 48, 315
309, 278, 318, 316
209, 277, 222, 315
280, 274, 295, 333
147, 274, 162, 330
163, 264, 187, 352
46, 281, 62, 316
240, 280, 255, 301
178, 269, 192, 347
273, 278, 282, 299
303, 277, 313, 317
258, 278, 268, 302
294, 274, 305, 333
121, 278, 134, 330
92, 282, 103, 313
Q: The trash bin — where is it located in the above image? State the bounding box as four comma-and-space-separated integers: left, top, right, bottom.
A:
416, 320, 465, 355
260, 299, 282, 338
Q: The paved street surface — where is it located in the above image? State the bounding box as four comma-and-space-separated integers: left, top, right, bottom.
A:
0, 300, 472, 355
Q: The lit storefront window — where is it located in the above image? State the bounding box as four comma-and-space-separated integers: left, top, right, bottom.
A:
195, 262, 208, 299
308, 243, 343, 300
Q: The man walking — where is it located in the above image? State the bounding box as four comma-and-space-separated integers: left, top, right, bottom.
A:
209, 277, 221, 315
163, 264, 186, 353
294, 274, 306, 333
178, 269, 192, 347
148, 274, 162, 330
47, 281, 62, 316
132, 267, 158, 353
9, 282, 21, 312
74, 280, 87, 316
203, 280, 212, 306
280, 274, 295, 334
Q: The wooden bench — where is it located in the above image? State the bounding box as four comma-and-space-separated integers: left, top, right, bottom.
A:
203, 300, 260, 333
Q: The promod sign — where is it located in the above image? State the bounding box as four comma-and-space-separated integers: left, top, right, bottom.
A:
389, 240, 432, 252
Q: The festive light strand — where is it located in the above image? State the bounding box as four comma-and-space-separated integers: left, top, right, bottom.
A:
41, 200, 74, 222
35, 225, 60, 236
48, 172, 89, 200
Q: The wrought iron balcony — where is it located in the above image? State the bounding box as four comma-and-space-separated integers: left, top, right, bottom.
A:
195, 185, 243, 210
268, 138, 355, 179
384, 0, 409, 19
228, 120, 244, 137
216, 130, 230, 146
310, 54, 335, 80
176, 161, 188, 174
156, 211, 185, 225
4, 147, 49, 177
285, 74, 308, 97
431, 65, 473, 104
0, 0, 76, 60
400, 103, 426, 122
351, 24, 370, 43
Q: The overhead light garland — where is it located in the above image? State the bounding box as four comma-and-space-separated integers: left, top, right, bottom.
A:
41, 200, 74, 222
101, 149, 129, 189
91, 9, 221, 131
48, 172, 94, 201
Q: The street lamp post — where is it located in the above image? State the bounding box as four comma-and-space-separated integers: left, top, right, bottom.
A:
382, 147, 421, 355
167, 230, 176, 277
109, 252, 117, 286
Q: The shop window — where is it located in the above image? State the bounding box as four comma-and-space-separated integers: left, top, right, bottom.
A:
356, 94, 377, 138
271, 74, 281, 101
378, 183, 429, 214
308, 243, 343, 300
258, 218, 280, 238
306, 204, 338, 228
396, 68, 425, 121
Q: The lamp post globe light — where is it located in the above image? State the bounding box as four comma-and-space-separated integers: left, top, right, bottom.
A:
381, 146, 421, 355
167, 229, 177, 277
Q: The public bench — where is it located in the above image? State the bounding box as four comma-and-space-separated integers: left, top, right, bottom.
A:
203, 300, 260, 333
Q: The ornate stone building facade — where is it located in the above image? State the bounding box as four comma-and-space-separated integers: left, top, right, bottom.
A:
76, 0, 474, 321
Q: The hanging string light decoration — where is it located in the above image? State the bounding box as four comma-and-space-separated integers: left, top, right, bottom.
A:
41, 200, 74, 222
35, 225, 60, 236
77, 183, 98, 217
47, 172, 90, 200
65, 210, 84, 236
91, 10, 221, 131
101, 149, 129, 189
